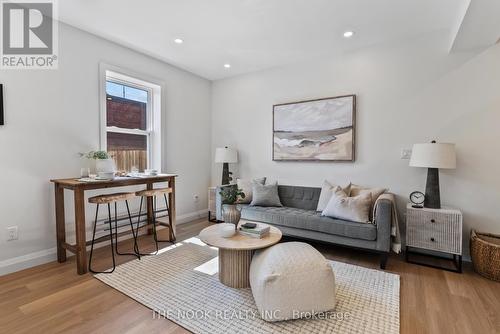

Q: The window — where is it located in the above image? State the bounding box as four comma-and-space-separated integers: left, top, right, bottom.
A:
100, 65, 162, 172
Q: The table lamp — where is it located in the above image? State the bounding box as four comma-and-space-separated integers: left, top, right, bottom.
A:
215, 147, 238, 185
409, 141, 456, 209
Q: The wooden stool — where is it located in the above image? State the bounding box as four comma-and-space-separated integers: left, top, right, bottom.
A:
135, 187, 175, 255
88, 192, 139, 274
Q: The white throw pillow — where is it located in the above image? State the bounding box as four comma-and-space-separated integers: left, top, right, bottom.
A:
316, 180, 352, 211
236, 177, 266, 204
322, 187, 372, 223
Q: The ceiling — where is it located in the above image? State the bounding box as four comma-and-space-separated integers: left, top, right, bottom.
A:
450, 0, 500, 52
57, 0, 496, 80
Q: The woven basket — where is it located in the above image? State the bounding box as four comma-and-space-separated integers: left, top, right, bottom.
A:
470, 230, 500, 281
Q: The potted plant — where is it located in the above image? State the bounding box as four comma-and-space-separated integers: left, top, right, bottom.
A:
80, 150, 116, 174
219, 187, 245, 227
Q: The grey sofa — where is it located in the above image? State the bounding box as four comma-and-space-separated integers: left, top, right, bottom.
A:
215, 184, 392, 269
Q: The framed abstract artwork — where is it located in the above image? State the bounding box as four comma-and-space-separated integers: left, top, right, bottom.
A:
273, 95, 356, 161
0, 84, 3, 125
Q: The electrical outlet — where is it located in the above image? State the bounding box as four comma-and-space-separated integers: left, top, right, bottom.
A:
401, 148, 412, 160
193, 194, 199, 202
7, 226, 18, 241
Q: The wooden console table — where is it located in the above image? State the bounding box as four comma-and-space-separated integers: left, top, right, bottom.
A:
50, 174, 177, 275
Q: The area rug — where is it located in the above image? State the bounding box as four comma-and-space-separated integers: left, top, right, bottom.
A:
95, 239, 400, 334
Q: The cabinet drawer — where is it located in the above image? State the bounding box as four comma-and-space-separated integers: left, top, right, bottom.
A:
406, 208, 462, 254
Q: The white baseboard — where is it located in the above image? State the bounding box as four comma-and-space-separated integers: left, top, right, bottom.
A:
0, 248, 57, 276
176, 209, 208, 224
0, 209, 208, 277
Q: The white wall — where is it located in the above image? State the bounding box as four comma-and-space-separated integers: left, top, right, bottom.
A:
0, 23, 212, 274
211, 31, 500, 256
1, 24, 498, 274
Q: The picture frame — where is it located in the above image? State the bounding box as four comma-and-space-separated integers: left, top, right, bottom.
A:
272, 94, 356, 161
0, 84, 3, 126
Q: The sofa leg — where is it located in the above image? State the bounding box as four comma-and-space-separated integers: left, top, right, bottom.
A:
380, 253, 389, 270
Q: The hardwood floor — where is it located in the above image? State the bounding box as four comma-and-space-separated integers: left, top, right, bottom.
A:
1, 219, 499, 334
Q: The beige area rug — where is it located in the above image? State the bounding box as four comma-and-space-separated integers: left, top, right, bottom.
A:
95, 239, 400, 334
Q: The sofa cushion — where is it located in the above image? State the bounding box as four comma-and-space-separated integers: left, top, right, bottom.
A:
349, 184, 387, 220
321, 187, 372, 223
316, 180, 352, 212
250, 182, 283, 207
240, 205, 377, 241
277, 185, 321, 210
236, 177, 266, 204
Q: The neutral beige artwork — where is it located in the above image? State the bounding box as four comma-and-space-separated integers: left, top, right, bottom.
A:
273, 95, 355, 161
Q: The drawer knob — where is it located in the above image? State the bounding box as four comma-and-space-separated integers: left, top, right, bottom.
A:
430, 237, 435, 242
430, 219, 435, 223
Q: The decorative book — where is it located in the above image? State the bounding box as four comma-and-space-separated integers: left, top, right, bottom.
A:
239, 223, 270, 238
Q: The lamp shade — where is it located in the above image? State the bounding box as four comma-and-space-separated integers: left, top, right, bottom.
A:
409, 143, 456, 169
215, 147, 238, 163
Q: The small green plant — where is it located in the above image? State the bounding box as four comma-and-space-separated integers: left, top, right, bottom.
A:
79, 150, 109, 160
220, 187, 245, 205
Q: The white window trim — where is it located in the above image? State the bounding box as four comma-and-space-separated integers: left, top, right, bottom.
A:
99, 63, 164, 171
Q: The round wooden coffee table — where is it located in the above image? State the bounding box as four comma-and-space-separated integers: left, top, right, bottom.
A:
199, 221, 282, 288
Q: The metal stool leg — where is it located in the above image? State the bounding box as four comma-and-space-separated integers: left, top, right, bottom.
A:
114, 201, 140, 258
89, 203, 116, 274
135, 195, 144, 238
151, 195, 160, 254
164, 193, 175, 242
134, 195, 157, 256
106, 203, 116, 273
125, 200, 140, 258
88, 204, 100, 273
134, 193, 173, 256
152, 193, 175, 243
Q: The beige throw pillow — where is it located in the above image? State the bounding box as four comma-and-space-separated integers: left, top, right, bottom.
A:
349, 184, 387, 209
236, 177, 266, 204
321, 187, 372, 223
316, 180, 352, 212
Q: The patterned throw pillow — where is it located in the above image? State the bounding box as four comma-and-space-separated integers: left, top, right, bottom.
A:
316, 180, 352, 211
236, 177, 266, 204
250, 182, 283, 207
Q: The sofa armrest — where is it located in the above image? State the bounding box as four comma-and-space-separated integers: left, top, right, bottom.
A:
215, 184, 237, 221
374, 199, 392, 252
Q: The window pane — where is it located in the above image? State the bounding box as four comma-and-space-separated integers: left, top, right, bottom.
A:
106, 81, 148, 103
106, 94, 147, 130
124, 86, 148, 103
106, 81, 124, 98
107, 132, 148, 172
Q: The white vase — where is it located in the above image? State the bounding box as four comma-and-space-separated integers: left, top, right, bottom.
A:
95, 159, 115, 173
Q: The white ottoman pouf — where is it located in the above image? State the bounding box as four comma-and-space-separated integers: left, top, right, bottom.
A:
249, 242, 336, 322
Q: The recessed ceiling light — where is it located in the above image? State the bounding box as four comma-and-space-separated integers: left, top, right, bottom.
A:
174, 38, 184, 44
343, 31, 355, 38
224, 64, 231, 68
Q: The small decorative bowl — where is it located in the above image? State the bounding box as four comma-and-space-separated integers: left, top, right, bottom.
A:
145, 169, 158, 176
97, 171, 115, 180
220, 223, 236, 238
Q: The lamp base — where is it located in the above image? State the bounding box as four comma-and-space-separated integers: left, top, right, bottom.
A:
221, 163, 230, 185
424, 167, 441, 209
